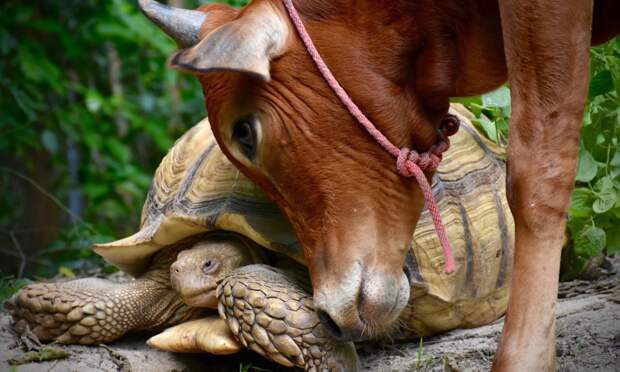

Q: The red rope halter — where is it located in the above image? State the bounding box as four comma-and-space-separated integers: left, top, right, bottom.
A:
282, 0, 457, 273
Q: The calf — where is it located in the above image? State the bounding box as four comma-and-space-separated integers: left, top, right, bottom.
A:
139, 0, 619, 369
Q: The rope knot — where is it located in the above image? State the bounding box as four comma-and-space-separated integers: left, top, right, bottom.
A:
396, 148, 417, 177
397, 143, 446, 177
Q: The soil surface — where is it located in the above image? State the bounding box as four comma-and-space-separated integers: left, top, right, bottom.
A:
1, 274, 618, 372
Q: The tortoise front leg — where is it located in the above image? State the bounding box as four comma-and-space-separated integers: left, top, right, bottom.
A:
494, 1, 593, 370
217, 264, 359, 371
6, 276, 202, 345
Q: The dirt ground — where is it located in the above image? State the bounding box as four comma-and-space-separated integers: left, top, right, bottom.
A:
1, 274, 618, 372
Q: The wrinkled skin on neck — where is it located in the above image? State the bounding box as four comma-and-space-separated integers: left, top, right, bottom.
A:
171, 236, 255, 308
189, 0, 509, 339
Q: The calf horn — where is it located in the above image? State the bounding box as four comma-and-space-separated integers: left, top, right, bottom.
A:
138, 0, 205, 47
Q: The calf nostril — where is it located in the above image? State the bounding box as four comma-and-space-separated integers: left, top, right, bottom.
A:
318, 310, 343, 339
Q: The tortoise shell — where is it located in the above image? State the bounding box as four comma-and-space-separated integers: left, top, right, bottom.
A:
94, 103, 513, 333
94, 119, 298, 276
402, 104, 513, 335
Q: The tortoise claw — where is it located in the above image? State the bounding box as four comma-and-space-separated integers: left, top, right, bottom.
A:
217, 264, 360, 371
147, 316, 242, 355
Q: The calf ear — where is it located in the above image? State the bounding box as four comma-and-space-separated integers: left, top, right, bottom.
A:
170, 1, 289, 81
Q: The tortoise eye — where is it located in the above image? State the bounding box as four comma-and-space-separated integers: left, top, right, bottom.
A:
232, 117, 257, 159
202, 259, 221, 275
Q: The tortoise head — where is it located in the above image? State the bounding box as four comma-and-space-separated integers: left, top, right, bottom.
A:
140, 0, 451, 340
171, 234, 257, 308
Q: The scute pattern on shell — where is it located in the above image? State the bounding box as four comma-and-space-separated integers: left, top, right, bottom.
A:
399, 104, 514, 338
93, 119, 300, 276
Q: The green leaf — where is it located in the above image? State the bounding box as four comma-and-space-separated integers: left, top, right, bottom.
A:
41, 130, 59, 154
573, 225, 606, 258
473, 114, 498, 142
593, 177, 618, 214
588, 70, 614, 98
569, 188, 594, 218
593, 194, 617, 214
85, 91, 103, 113
582, 110, 592, 127
9, 87, 37, 121
595, 176, 617, 195
105, 138, 131, 163
611, 151, 620, 167
17, 45, 62, 91
0, 277, 31, 301
482, 86, 511, 111
452, 96, 482, 105
58, 266, 76, 279
575, 149, 598, 182
607, 225, 620, 254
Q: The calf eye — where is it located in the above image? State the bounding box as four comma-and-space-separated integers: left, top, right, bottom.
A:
202, 259, 221, 275
232, 117, 257, 159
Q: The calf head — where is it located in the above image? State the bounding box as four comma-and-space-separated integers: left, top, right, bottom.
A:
140, 0, 467, 340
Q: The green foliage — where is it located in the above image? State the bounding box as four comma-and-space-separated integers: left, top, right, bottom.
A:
457, 38, 620, 279
239, 363, 272, 372
565, 39, 620, 277
453, 86, 510, 146
8, 346, 70, 366
415, 337, 434, 370
0, 1, 245, 277
0, 276, 31, 302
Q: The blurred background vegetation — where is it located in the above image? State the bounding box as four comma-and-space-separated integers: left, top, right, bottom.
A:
0, 0, 617, 293
0, 0, 248, 287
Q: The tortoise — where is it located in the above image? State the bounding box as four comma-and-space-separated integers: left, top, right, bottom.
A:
6, 103, 514, 370
5, 234, 256, 349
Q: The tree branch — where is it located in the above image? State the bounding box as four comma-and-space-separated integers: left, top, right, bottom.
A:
0, 166, 88, 228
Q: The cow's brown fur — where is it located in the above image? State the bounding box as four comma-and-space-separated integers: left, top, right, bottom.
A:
170, 0, 619, 370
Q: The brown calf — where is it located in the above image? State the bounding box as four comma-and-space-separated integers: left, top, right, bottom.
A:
139, 0, 619, 370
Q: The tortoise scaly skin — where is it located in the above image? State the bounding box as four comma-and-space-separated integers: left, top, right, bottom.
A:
218, 265, 359, 371
5, 235, 254, 345
5, 241, 202, 344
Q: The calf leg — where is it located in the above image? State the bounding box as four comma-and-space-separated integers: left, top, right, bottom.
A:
494, 1, 593, 370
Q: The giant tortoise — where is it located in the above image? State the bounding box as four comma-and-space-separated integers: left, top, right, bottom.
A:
7, 104, 514, 370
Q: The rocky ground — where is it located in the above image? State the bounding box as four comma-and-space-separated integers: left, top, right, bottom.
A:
1, 274, 618, 372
